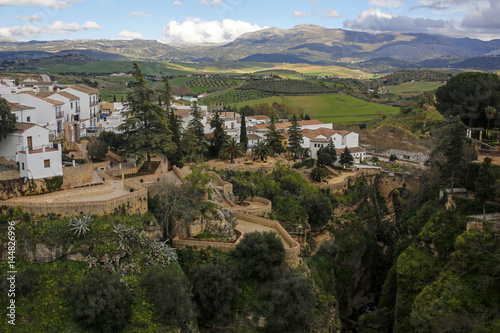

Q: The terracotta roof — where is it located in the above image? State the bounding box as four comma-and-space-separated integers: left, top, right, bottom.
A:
205, 132, 214, 139
7, 101, 35, 111
173, 109, 207, 118
335, 147, 365, 154
248, 115, 270, 120
221, 117, 235, 121
56, 91, 79, 100
67, 84, 99, 95
19, 91, 64, 105
36, 82, 54, 85
14, 123, 37, 133
310, 138, 330, 143
247, 134, 263, 140
35, 91, 56, 98
247, 126, 258, 132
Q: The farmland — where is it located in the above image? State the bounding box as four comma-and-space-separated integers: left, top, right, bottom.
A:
233, 94, 399, 124
385, 81, 446, 95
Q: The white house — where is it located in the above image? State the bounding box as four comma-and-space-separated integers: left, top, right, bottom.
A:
0, 123, 62, 179
63, 84, 100, 134
247, 133, 265, 150
7, 101, 37, 124
247, 115, 270, 125
300, 128, 365, 162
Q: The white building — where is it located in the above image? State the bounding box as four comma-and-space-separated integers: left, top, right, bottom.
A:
7, 101, 37, 124
247, 115, 270, 125
0, 123, 62, 179
63, 84, 100, 134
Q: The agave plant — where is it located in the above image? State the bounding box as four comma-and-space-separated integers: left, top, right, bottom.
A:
149, 240, 178, 267
113, 223, 127, 235
68, 215, 93, 238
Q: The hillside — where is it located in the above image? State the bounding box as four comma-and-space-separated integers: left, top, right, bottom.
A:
2, 25, 500, 71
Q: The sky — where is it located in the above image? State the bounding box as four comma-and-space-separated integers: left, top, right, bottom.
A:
0, 0, 499, 42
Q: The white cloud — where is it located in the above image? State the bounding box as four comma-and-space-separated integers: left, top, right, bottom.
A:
118, 30, 143, 39
343, 8, 451, 33
22, 15, 43, 22
0, 0, 83, 9
369, 0, 403, 7
129, 11, 151, 17
198, 0, 222, 7
0, 20, 101, 39
293, 10, 307, 18
160, 18, 265, 43
462, 0, 500, 29
322, 9, 340, 18
171, 1, 183, 6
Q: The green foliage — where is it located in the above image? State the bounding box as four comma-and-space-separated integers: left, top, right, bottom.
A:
252, 140, 272, 161
209, 111, 228, 157
288, 114, 304, 159
43, 175, 63, 192
310, 167, 329, 182
1, 267, 39, 299
240, 113, 248, 151
256, 270, 316, 333
69, 270, 133, 332
238, 78, 337, 95
475, 157, 496, 217
435, 72, 500, 128
221, 138, 245, 163
0, 97, 16, 141
317, 139, 337, 167
230, 176, 255, 203
119, 63, 174, 170
339, 147, 354, 167
87, 137, 108, 160
292, 158, 315, 169
235, 231, 286, 281
141, 267, 196, 332
190, 258, 239, 325
265, 116, 285, 155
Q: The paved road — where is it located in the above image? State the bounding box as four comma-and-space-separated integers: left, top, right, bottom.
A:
40, 74, 51, 82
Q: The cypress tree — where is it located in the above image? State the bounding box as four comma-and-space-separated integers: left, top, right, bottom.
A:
240, 112, 248, 152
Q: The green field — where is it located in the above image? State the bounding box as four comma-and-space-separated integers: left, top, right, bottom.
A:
386, 81, 445, 95
233, 94, 398, 124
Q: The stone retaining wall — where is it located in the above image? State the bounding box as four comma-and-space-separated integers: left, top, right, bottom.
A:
1, 181, 147, 217
0, 169, 20, 181
173, 228, 245, 252
107, 162, 144, 177
231, 197, 272, 215
62, 164, 93, 189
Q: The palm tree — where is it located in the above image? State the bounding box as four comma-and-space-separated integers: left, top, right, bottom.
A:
220, 138, 245, 163
485, 106, 497, 138
252, 141, 272, 162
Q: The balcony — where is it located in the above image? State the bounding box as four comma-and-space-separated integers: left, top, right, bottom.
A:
56, 111, 64, 119
17, 143, 60, 154
75, 106, 81, 113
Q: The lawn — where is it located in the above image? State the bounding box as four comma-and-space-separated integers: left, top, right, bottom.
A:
233, 94, 398, 124
385, 81, 446, 95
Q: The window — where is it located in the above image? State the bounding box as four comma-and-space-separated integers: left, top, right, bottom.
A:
71, 102, 73, 109
44, 159, 50, 168
21, 163, 25, 170
26, 116, 31, 122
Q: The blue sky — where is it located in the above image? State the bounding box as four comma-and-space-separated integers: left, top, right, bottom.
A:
0, 0, 498, 42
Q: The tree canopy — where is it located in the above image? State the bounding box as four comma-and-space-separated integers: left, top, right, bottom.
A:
287, 114, 303, 160
0, 97, 16, 141
435, 72, 500, 128
119, 63, 174, 170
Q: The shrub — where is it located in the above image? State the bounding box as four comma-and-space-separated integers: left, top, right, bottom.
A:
141, 267, 196, 332
235, 231, 286, 281
69, 270, 133, 332
257, 270, 316, 332
310, 167, 329, 182
191, 258, 239, 325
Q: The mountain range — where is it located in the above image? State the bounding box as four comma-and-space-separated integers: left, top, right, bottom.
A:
2, 24, 500, 71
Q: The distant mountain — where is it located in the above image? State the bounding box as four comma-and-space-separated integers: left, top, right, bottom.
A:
2, 25, 500, 71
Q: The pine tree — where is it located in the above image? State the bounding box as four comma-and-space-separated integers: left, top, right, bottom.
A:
119, 63, 174, 170
339, 147, 354, 167
266, 116, 285, 155
240, 112, 248, 152
210, 111, 228, 158
0, 97, 16, 141
475, 157, 496, 219
160, 77, 183, 167
287, 114, 303, 160
113, 94, 116, 103
188, 102, 205, 145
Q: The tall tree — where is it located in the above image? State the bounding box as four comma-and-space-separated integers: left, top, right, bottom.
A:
287, 114, 303, 160
221, 138, 245, 163
210, 111, 228, 158
187, 102, 205, 146
435, 72, 500, 128
429, 119, 470, 193
160, 77, 183, 167
266, 116, 285, 155
485, 106, 498, 136
339, 147, 354, 167
0, 97, 16, 141
475, 157, 496, 219
317, 138, 337, 167
239, 112, 248, 152
119, 63, 174, 170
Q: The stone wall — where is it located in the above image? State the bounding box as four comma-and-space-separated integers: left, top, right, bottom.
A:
208, 171, 233, 194
231, 196, 272, 216
1, 181, 147, 217
173, 228, 245, 252
107, 162, 144, 177
62, 164, 93, 189
0, 169, 20, 181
